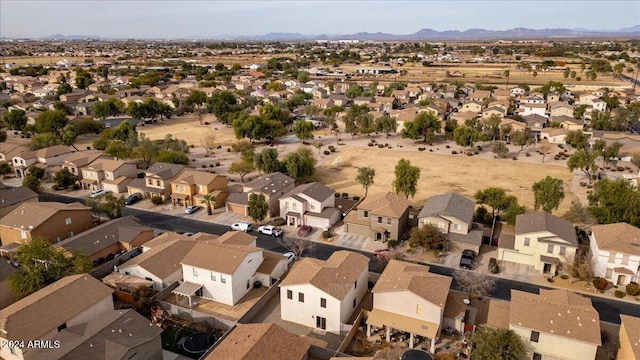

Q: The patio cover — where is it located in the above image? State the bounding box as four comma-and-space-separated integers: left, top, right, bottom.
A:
172, 282, 202, 297
368, 308, 439, 339
614, 267, 635, 275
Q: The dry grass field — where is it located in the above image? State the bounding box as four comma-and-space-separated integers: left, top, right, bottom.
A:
315, 146, 578, 214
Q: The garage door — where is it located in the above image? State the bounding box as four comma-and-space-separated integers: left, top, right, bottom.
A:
501, 250, 532, 265
305, 216, 329, 229
227, 203, 247, 216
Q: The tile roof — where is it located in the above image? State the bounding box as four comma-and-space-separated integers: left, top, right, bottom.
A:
62, 150, 106, 167
85, 158, 135, 172
373, 260, 451, 308
120, 239, 198, 279
510, 289, 600, 345
0, 274, 113, 342
620, 315, 640, 359
0, 185, 38, 209
173, 169, 225, 186
145, 162, 186, 180
357, 192, 411, 218
204, 323, 310, 360
18, 144, 73, 160
515, 212, 577, 246
591, 222, 640, 256
486, 299, 511, 329
280, 250, 369, 300
1, 201, 90, 230
181, 242, 261, 275
418, 192, 475, 225
245, 172, 295, 195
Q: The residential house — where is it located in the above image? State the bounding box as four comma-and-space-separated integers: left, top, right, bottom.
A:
126, 162, 186, 201
417, 192, 483, 253
492, 89, 511, 102
0, 143, 28, 164
498, 212, 578, 274
522, 114, 548, 132
552, 115, 584, 131
509, 289, 601, 360
279, 251, 369, 334
353, 97, 373, 106
53, 216, 154, 262
449, 111, 479, 124
170, 169, 229, 207
328, 94, 349, 107
61, 150, 108, 181
481, 106, 507, 119
368, 260, 452, 351
375, 96, 398, 112
540, 128, 569, 145
313, 98, 334, 110
0, 260, 18, 308
520, 102, 548, 117
203, 323, 310, 360
311, 87, 328, 99
25, 309, 163, 360
80, 158, 138, 192
0, 274, 114, 360
279, 182, 340, 229
11, 145, 73, 178
549, 102, 574, 118
510, 87, 526, 97
618, 315, 640, 360
589, 222, 640, 285
0, 185, 38, 219
391, 89, 411, 105
590, 131, 640, 158
461, 100, 482, 113
226, 172, 295, 218
344, 192, 411, 242
0, 202, 92, 247
467, 90, 491, 103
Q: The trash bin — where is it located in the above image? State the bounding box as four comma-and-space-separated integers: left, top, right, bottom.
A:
445, 327, 453, 336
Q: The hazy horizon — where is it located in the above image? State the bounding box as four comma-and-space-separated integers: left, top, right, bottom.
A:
1, 1, 639, 39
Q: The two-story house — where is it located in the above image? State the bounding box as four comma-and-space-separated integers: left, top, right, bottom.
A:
589, 222, 640, 285
368, 260, 452, 352
618, 315, 640, 360
417, 192, 483, 253
498, 212, 578, 275
0, 185, 38, 219
344, 192, 411, 242
0, 202, 92, 247
61, 150, 108, 182
0, 274, 114, 360
170, 169, 228, 207
549, 102, 574, 118
226, 172, 295, 218
126, 162, 186, 201
278, 182, 340, 229
0, 143, 28, 164
510, 289, 601, 360
11, 145, 73, 178
80, 158, 138, 192
279, 251, 369, 334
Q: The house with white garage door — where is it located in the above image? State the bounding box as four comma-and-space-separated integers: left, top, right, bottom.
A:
278, 182, 340, 229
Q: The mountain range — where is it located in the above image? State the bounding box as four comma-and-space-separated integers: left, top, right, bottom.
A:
7, 26, 640, 41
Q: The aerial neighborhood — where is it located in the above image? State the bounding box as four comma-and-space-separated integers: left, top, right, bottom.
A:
1, 33, 640, 360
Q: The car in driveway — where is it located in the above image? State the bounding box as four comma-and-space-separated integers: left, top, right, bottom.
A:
297, 225, 312, 237
231, 222, 252, 232
89, 189, 108, 198
459, 249, 476, 269
257, 225, 283, 237
124, 193, 143, 205
283, 252, 296, 265
184, 205, 201, 214
374, 248, 392, 259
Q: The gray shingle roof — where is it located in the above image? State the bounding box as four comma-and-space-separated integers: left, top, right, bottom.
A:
515, 212, 577, 246
418, 192, 475, 225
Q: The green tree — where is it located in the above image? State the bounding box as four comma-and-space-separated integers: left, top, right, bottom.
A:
132, 136, 160, 168
3, 109, 27, 130
283, 147, 316, 184
345, 84, 364, 98
104, 141, 133, 159
55, 82, 72, 98
502, 196, 526, 225
392, 158, 420, 198
229, 160, 255, 183
491, 141, 509, 158
567, 149, 597, 183
588, 179, 640, 226
563, 200, 595, 226
28, 132, 61, 150
0, 163, 11, 176
155, 149, 189, 165
294, 120, 315, 142
453, 126, 479, 149
200, 194, 217, 216
532, 176, 565, 213
375, 114, 398, 139
60, 124, 78, 150
343, 104, 372, 138
401, 111, 441, 143
74, 67, 94, 89
303, 104, 321, 119
565, 130, 588, 150
408, 224, 445, 250
36, 110, 68, 134
53, 168, 77, 189
510, 129, 532, 155
98, 193, 126, 219
470, 327, 525, 360
355, 166, 375, 197
22, 174, 41, 193
232, 114, 264, 141
254, 148, 280, 174
248, 193, 269, 223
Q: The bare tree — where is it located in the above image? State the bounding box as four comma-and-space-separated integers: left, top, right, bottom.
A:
537, 140, 553, 163
561, 252, 594, 283
201, 134, 216, 154
279, 237, 316, 258
454, 270, 496, 299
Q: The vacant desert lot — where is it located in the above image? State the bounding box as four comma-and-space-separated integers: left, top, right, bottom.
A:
315, 146, 577, 214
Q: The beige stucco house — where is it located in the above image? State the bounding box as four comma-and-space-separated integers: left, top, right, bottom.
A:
278, 182, 340, 229
589, 222, 640, 285
344, 192, 411, 242
170, 169, 228, 207
618, 315, 640, 360
126, 162, 186, 201
80, 158, 138, 192
226, 172, 295, 218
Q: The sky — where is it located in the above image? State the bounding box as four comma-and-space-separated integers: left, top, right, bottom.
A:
1, 1, 639, 39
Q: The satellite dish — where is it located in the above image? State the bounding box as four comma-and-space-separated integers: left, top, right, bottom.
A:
463, 299, 471, 305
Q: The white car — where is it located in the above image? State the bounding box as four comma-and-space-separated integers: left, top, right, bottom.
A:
257, 225, 283, 237
184, 205, 201, 214
230, 222, 252, 232
283, 252, 296, 265
89, 189, 108, 198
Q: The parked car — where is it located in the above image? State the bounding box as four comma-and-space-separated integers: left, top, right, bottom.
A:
231, 222, 252, 232
124, 193, 143, 205
89, 189, 108, 198
184, 205, 201, 214
374, 249, 392, 259
257, 225, 283, 237
459, 249, 476, 269
283, 252, 296, 265
297, 225, 312, 237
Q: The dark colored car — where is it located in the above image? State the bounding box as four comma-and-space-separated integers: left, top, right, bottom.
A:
459, 249, 476, 269
297, 225, 312, 237
124, 193, 143, 205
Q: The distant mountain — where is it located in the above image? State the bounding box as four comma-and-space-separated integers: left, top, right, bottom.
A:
618, 24, 640, 33
42, 34, 99, 40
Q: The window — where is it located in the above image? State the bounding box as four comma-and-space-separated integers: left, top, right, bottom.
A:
547, 244, 554, 254
287, 290, 293, 299
292, 202, 297, 210
54, 237, 60, 243
354, 280, 358, 288
147, 179, 153, 186
605, 268, 613, 278
608, 252, 616, 263
321, 298, 326, 308
20, 230, 28, 239
246, 279, 250, 289
67, 231, 74, 238
530, 330, 540, 343
559, 246, 566, 256
533, 353, 542, 360
524, 237, 530, 247
298, 292, 304, 302
387, 218, 392, 225
310, 203, 315, 210
353, 298, 356, 308
156, 180, 161, 186
221, 276, 226, 284
285, 201, 289, 209
622, 255, 630, 265
211, 273, 216, 281
454, 223, 461, 230
198, 185, 204, 193
65, 217, 72, 225
378, 216, 382, 223
58, 323, 67, 332
145, 277, 152, 281
363, 210, 368, 218
416, 304, 423, 314
192, 268, 198, 277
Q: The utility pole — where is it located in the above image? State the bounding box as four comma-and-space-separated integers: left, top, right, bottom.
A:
505, 65, 511, 90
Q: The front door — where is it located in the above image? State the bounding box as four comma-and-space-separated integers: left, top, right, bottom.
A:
543, 263, 552, 274
617, 275, 626, 285
316, 316, 326, 330
376, 232, 383, 241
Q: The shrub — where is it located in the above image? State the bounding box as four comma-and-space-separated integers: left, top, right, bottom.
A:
626, 282, 640, 296
51, 184, 59, 191
451, 151, 457, 155
525, 152, 531, 157
512, 156, 517, 160
593, 277, 609, 290
617, 166, 625, 172
215, 162, 220, 166
151, 196, 163, 205
547, 277, 554, 283
335, 192, 340, 198
367, 142, 374, 147
323, 150, 330, 155
209, 164, 214, 168
615, 290, 626, 298
378, 144, 384, 148
387, 240, 399, 248
342, 193, 348, 198
189, 144, 195, 148
227, 148, 231, 152
328, 145, 336, 152
322, 230, 331, 239
466, 152, 473, 156
353, 196, 360, 201
201, 164, 206, 168
561, 274, 569, 280
488, 258, 499, 274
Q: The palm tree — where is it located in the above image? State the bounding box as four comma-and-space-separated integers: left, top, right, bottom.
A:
200, 194, 217, 215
